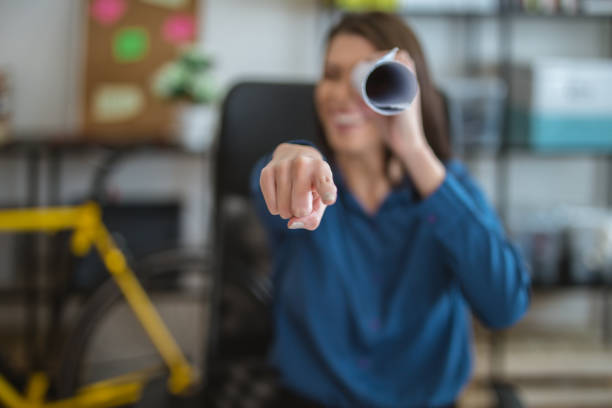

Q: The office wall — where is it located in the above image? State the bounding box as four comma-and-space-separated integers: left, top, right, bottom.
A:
0, 0, 80, 132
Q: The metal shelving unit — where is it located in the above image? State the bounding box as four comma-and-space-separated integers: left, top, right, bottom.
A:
397, 1, 612, 386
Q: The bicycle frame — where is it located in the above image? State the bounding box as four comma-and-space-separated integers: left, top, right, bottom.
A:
0, 202, 198, 408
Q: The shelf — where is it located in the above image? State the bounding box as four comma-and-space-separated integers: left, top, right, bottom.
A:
505, 11, 612, 19
325, 1, 612, 19
401, 10, 612, 19
456, 144, 612, 159
501, 145, 612, 157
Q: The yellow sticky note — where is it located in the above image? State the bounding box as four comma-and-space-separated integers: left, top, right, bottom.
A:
92, 84, 144, 123
140, 0, 188, 9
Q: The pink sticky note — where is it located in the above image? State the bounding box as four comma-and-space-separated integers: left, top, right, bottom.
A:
162, 14, 195, 44
91, 0, 126, 25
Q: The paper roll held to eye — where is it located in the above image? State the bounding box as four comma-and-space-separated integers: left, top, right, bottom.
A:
352, 47, 419, 116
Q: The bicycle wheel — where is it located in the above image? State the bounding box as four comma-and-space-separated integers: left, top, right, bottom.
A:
55, 248, 212, 399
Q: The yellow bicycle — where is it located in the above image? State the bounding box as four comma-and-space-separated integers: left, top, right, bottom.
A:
0, 149, 207, 408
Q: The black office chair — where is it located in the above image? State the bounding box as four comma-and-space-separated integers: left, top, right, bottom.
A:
204, 81, 320, 407
215, 81, 319, 197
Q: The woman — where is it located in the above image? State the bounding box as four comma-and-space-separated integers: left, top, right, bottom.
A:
250, 12, 530, 408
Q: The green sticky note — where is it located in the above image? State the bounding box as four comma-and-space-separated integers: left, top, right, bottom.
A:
113, 27, 149, 63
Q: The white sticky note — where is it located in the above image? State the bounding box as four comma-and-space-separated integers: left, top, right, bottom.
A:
92, 84, 145, 123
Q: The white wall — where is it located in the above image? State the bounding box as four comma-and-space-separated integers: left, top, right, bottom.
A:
0, 0, 81, 133
201, 0, 323, 89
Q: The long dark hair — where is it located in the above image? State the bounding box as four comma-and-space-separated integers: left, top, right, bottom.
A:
318, 12, 451, 166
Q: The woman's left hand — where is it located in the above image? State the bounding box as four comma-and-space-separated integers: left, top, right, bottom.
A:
370, 49, 446, 198
382, 50, 429, 162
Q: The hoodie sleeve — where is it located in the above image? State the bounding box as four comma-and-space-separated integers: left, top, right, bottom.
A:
419, 160, 531, 329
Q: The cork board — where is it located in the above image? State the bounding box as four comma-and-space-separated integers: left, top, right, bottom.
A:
82, 0, 199, 140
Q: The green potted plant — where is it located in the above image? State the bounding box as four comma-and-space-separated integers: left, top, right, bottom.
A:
152, 47, 218, 151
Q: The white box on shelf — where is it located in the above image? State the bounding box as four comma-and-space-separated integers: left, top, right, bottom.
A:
509, 58, 612, 150
512, 59, 612, 115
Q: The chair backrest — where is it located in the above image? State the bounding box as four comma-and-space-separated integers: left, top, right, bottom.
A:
207, 81, 320, 366
215, 81, 319, 198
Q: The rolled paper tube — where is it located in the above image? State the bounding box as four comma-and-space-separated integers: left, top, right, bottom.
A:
352, 47, 419, 116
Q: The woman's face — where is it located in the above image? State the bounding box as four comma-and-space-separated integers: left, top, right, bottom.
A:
315, 34, 384, 156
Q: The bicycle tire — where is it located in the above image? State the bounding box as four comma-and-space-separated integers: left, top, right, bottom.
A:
55, 248, 211, 399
